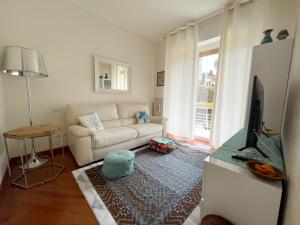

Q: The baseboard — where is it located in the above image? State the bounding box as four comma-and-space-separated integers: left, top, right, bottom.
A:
0, 155, 8, 201
0, 150, 8, 197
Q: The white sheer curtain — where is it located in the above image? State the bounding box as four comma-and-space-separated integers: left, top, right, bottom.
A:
164, 26, 197, 138
211, 0, 268, 147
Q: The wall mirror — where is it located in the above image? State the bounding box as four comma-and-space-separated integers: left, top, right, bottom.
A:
94, 55, 130, 93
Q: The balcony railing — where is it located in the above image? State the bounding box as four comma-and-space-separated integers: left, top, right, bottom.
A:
195, 111, 212, 130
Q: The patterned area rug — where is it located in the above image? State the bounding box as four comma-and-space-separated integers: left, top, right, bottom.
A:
72, 144, 209, 225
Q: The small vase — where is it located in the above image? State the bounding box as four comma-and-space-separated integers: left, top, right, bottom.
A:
261, 29, 273, 44
277, 29, 289, 40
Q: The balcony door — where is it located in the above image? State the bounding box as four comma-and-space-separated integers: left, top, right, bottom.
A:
194, 49, 219, 141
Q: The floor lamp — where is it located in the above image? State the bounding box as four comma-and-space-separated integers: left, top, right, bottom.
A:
1, 46, 49, 169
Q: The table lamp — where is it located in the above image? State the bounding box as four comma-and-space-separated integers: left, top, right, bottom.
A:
1, 46, 48, 169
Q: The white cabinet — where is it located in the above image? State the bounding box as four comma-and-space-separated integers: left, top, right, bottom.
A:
246, 38, 294, 133
201, 39, 292, 225
201, 129, 285, 225
201, 156, 282, 225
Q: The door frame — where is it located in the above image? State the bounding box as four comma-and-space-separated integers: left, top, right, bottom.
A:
194, 46, 219, 143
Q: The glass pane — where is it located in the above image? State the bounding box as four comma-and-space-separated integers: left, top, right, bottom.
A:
98, 63, 128, 91
116, 65, 128, 90
195, 51, 219, 139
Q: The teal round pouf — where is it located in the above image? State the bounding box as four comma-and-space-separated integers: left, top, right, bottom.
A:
102, 150, 135, 179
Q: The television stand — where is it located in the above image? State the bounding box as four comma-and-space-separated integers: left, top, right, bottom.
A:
238, 145, 269, 158
202, 129, 285, 225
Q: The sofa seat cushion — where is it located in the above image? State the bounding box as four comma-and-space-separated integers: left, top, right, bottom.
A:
93, 127, 137, 149
126, 123, 162, 137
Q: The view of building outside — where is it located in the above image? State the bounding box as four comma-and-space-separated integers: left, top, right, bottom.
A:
195, 50, 219, 140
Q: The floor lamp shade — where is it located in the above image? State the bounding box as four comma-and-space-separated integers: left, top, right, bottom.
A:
1, 46, 48, 77
0, 46, 49, 169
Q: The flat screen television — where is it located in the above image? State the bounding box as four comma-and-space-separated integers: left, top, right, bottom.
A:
238, 75, 268, 158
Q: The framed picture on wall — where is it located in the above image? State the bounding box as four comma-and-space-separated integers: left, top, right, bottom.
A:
157, 71, 165, 86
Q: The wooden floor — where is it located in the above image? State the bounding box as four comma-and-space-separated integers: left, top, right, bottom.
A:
167, 133, 210, 146
0, 140, 209, 225
0, 149, 98, 225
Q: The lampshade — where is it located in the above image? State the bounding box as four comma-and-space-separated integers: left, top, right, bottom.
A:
1, 46, 48, 77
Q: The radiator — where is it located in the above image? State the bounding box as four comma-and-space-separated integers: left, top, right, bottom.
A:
153, 98, 163, 116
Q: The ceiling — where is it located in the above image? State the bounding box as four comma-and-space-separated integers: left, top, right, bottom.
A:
69, 0, 233, 41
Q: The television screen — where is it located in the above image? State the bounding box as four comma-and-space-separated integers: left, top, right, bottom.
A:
238, 75, 268, 158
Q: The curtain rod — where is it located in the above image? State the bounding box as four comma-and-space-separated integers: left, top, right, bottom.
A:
163, 0, 253, 38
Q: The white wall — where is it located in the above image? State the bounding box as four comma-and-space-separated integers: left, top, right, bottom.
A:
0, 0, 155, 157
197, 14, 222, 43
282, 3, 300, 225
0, 76, 7, 183
267, 0, 298, 38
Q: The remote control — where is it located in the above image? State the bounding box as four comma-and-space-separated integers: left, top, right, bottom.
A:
231, 154, 253, 161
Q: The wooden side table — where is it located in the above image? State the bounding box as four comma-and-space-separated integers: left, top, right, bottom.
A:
3, 124, 65, 189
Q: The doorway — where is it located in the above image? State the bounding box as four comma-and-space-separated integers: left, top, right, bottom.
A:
194, 48, 219, 141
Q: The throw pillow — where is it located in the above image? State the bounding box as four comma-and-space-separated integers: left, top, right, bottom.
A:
136, 111, 150, 124
78, 112, 104, 131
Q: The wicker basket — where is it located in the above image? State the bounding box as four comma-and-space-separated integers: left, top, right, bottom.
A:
246, 160, 285, 181
201, 214, 234, 225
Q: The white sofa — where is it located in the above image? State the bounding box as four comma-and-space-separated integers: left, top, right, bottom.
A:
66, 103, 167, 166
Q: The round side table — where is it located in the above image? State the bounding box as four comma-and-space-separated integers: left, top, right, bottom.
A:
3, 124, 65, 189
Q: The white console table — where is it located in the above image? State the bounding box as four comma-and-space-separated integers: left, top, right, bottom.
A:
201, 129, 285, 225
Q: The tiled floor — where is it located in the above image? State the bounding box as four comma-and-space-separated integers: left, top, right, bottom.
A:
167, 133, 209, 146
167, 133, 217, 153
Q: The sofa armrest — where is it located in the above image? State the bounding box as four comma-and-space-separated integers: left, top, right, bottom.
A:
150, 116, 167, 124
68, 125, 96, 138
150, 116, 168, 137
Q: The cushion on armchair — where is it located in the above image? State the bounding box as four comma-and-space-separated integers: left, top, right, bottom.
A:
136, 111, 150, 124
78, 112, 104, 131
92, 127, 137, 148
127, 123, 162, 137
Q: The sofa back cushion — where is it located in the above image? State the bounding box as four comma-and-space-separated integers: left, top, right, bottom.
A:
66, 103, 121, 128
117, 103, 149, 126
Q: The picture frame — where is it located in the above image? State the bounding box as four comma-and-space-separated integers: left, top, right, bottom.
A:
94, 55, 131, 94
157, 71, 165, 86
